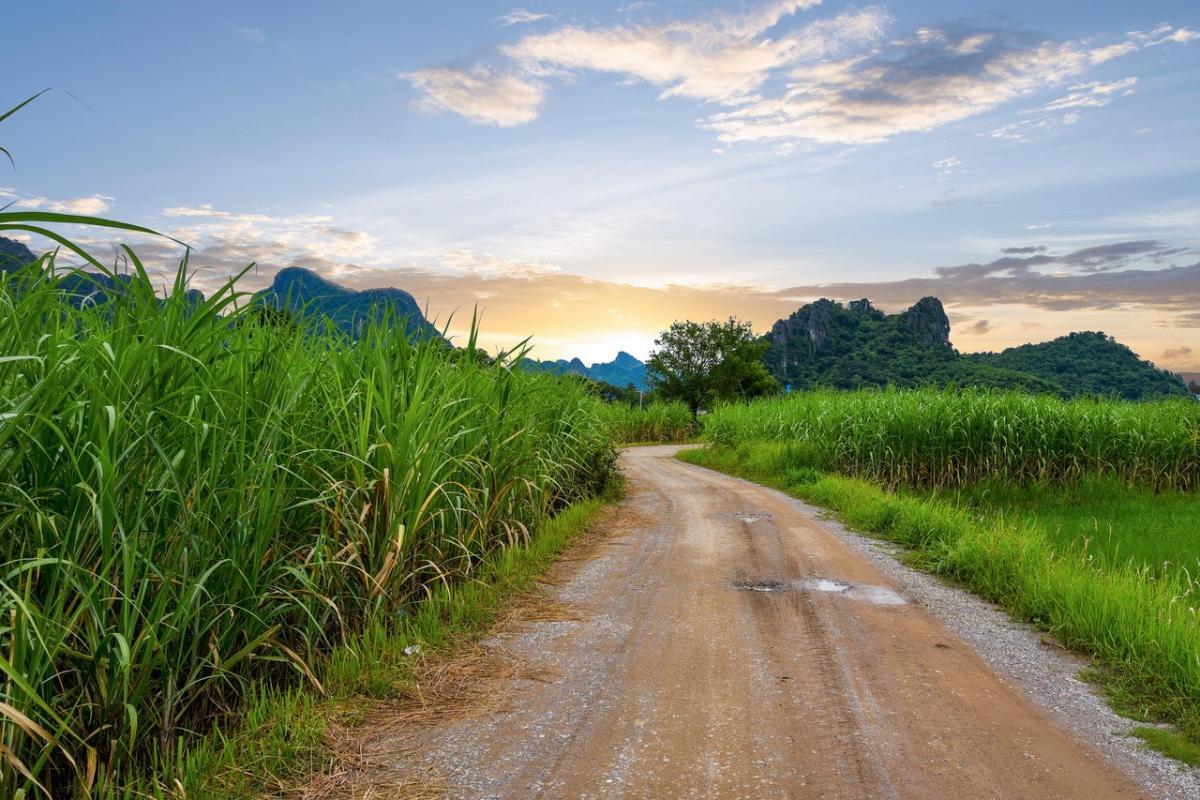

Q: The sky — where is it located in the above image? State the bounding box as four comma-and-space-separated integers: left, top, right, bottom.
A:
4, 1, 1199, 372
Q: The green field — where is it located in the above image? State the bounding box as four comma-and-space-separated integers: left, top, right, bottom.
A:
598, 399, 695, 443
684, 389, 1200, 758
0, 259, 617, 797
704, 388, 1200, 490
928, 478, 1200, 583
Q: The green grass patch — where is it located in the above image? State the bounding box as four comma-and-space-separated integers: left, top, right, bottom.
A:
924, 478, 1200, 584
678, 443, 1200, 759
1129, 727, 1200, 766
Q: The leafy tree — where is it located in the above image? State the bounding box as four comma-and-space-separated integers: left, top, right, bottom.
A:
647, 317, 777, 418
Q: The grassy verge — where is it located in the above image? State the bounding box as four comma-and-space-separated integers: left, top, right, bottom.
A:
924, 478, 1199, 583
678, 443, 1200, 761
180, 486, 620, 798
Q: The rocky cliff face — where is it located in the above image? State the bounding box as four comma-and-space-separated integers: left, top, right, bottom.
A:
899, 296, 952, 348
763, 296, 987, 391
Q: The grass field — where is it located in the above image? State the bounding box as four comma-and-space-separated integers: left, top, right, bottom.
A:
597, 400, 695, 443
704, 389, 1200, 490
0, 255, 618, 798
684, 388, 1200, 760
927, 478, 1200, 583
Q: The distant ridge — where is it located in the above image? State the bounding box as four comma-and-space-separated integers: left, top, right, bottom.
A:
967, 332, 1189, 401
523, 350, 648, 391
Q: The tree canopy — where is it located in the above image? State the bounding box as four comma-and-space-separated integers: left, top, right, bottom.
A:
647, 318, 777, 417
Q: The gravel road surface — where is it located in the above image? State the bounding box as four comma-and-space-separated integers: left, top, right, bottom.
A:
363, 445, 1195, 799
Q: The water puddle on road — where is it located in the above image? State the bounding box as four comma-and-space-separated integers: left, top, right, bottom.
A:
717, 511, 774, 524
800, 577, 907, 605
732, 577, 907, 605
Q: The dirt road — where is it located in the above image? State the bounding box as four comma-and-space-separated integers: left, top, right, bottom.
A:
389, 445, 1151, 799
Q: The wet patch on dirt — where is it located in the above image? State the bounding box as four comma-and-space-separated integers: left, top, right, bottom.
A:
732, 578, 789, 592
731, 576, 908, 605
800, 576, 908, 606
716, 510, 774, 524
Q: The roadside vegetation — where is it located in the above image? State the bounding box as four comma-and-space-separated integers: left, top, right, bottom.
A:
0, 248, 617, 797
704, 389, 1198, 490
597, 400, 696, 443
684, 388, 1200, 759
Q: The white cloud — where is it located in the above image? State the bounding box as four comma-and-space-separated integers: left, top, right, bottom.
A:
703, 30, 1139, 145
145, 206, 382, 279
1088, 42, 1138, 63
403, 2, 1199, 148
50, 195, 114, 215
1043, 77, 1137, 111
504, 5, 887, 106
162, 203, 233, 218
499, 8, 552, 27
438, 249, 561, 277
1131, 24, 1200, 47
402, 65, 545, 127
0, 188, 113, 215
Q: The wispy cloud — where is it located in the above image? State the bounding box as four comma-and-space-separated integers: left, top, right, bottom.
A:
499, 8, 552, 27
504, 4, 885, 105
706, 28, 1150, 145
162, 203, 236, 218
961, 318, 991, 335
401, 65, 544, 127
1043, 77, 1137, 111
403, 1, 1197, 149
0, 188, 113, 215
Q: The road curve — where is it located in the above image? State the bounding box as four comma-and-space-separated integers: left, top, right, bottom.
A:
398, 445, 1149, 799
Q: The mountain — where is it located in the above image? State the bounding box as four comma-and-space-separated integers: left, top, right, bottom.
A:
588, 351, 647, 389
523, 351, 648, 391
0, 236, 37, 268
762, 297, 1186, 399
968, 332, 1189, 400
763, 297, 1058, 393
0, 236, 205, 307
257, 266, 442, 341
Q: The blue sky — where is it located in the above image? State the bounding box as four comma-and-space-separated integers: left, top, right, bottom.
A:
4, 1, 1199, 369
